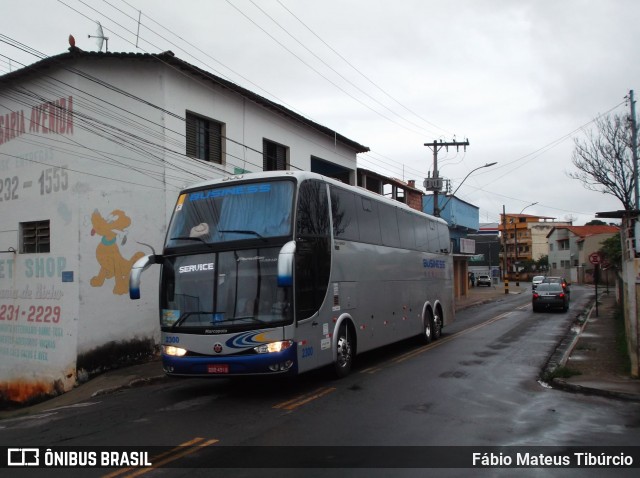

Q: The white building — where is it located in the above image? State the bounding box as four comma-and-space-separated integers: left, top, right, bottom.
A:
529, 218, 572, 261
0, 47, 368, 404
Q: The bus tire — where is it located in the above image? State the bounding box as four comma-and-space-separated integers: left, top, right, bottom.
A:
433, 311, 442, 340
334, 323, 353, 378
420, 310, 435, 344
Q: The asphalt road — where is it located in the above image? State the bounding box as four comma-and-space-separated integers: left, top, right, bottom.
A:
1, 285, 638, 477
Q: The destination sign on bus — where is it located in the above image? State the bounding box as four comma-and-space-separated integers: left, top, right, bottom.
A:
423, 259, 446, 269
189, 184, 271, 202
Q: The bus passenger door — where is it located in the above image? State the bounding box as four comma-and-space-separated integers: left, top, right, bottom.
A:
294, 179, 331, 373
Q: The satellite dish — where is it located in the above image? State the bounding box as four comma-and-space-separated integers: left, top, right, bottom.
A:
88, 21, 109, 52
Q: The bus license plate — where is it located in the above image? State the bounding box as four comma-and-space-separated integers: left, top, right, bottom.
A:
207, 364, 229, 374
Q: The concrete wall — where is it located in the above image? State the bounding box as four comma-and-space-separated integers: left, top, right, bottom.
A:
621, 259, 639, 377
620, 220, 639, 378
0, 64, 169, 402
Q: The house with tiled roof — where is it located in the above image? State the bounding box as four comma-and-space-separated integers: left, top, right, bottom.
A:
546, 225, 620, 282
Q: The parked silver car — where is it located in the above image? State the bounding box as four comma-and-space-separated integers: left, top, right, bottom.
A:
476, 274, 492, 287
532, 275, 545, 290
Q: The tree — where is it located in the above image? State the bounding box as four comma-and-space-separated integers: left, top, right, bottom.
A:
534, 255, 548, 271
569, 113, 635, 211
599, 233, 622, 270
518, 259, 535, 272
585, 219, 607, 226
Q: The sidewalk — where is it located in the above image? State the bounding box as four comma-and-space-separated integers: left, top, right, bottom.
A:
1, 284, 639, 420
0, 358, 167, 420
549, 290, 640, 401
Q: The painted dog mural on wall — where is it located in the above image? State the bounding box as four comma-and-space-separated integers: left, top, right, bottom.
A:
90, 209, 145, 295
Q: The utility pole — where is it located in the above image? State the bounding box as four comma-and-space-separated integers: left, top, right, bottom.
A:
424, 139, 469, 217
502, 205, 509, 295
630, 90, 639, 210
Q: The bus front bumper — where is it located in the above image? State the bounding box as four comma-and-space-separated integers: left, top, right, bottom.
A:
161, 345, 298, 377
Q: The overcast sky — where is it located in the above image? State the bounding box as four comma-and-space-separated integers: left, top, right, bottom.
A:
3, 0, 639, 225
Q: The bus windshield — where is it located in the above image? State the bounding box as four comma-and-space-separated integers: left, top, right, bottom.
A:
160, 248, 292, 329
166, 180, 294, 247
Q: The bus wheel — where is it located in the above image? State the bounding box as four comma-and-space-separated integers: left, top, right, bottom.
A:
334, 323, 353, 378
433, 312, 442, 340
420, 311, 435, 344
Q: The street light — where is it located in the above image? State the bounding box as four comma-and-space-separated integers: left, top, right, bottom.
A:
519, 201, 538, 214
438, 162, 498, 215
513, 201, 538, 286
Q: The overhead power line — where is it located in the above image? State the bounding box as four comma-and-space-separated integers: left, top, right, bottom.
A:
247, 0, 445, 139
274, 0, 453, 137
223, 0, 431, 140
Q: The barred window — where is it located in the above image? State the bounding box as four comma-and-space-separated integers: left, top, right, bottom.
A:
263, 139, 288, 171
20, 220, 50, 253
186, 112, 223, 164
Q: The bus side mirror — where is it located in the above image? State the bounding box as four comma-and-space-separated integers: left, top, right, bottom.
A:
277, 241, 296, 287
129, 254, 161, 300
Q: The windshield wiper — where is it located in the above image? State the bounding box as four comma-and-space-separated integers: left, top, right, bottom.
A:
169, 236, 215, 249
232, 316, 269, 325
202, 316, 269, 326
218, 229, 267, 242
170, 236, 208, 244
172, 311, 217, 328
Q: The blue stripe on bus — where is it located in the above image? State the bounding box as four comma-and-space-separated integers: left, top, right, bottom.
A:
277, 274, 293, 287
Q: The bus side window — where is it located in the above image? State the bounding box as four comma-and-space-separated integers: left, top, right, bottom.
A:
379, 204, 400, 248
414, 216, 429, 252
296, 180, 330, 237
437, 223, 451, 253
357, 197, 382, 245
397, 210, 416, 250
330, 187, 359, 241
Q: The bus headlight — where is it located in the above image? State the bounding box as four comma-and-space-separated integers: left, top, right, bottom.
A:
253, 340, 294, 354
163, 345, 187, 357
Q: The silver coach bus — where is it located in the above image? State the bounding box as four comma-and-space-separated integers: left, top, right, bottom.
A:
130, 171, 454, 378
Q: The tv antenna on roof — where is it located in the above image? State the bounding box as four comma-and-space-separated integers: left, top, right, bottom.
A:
88, 21, 109, 52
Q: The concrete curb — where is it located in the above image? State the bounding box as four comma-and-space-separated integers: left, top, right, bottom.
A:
90, 374, 169, 398
540, 306, 587, 385
551, 379, 640, 402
